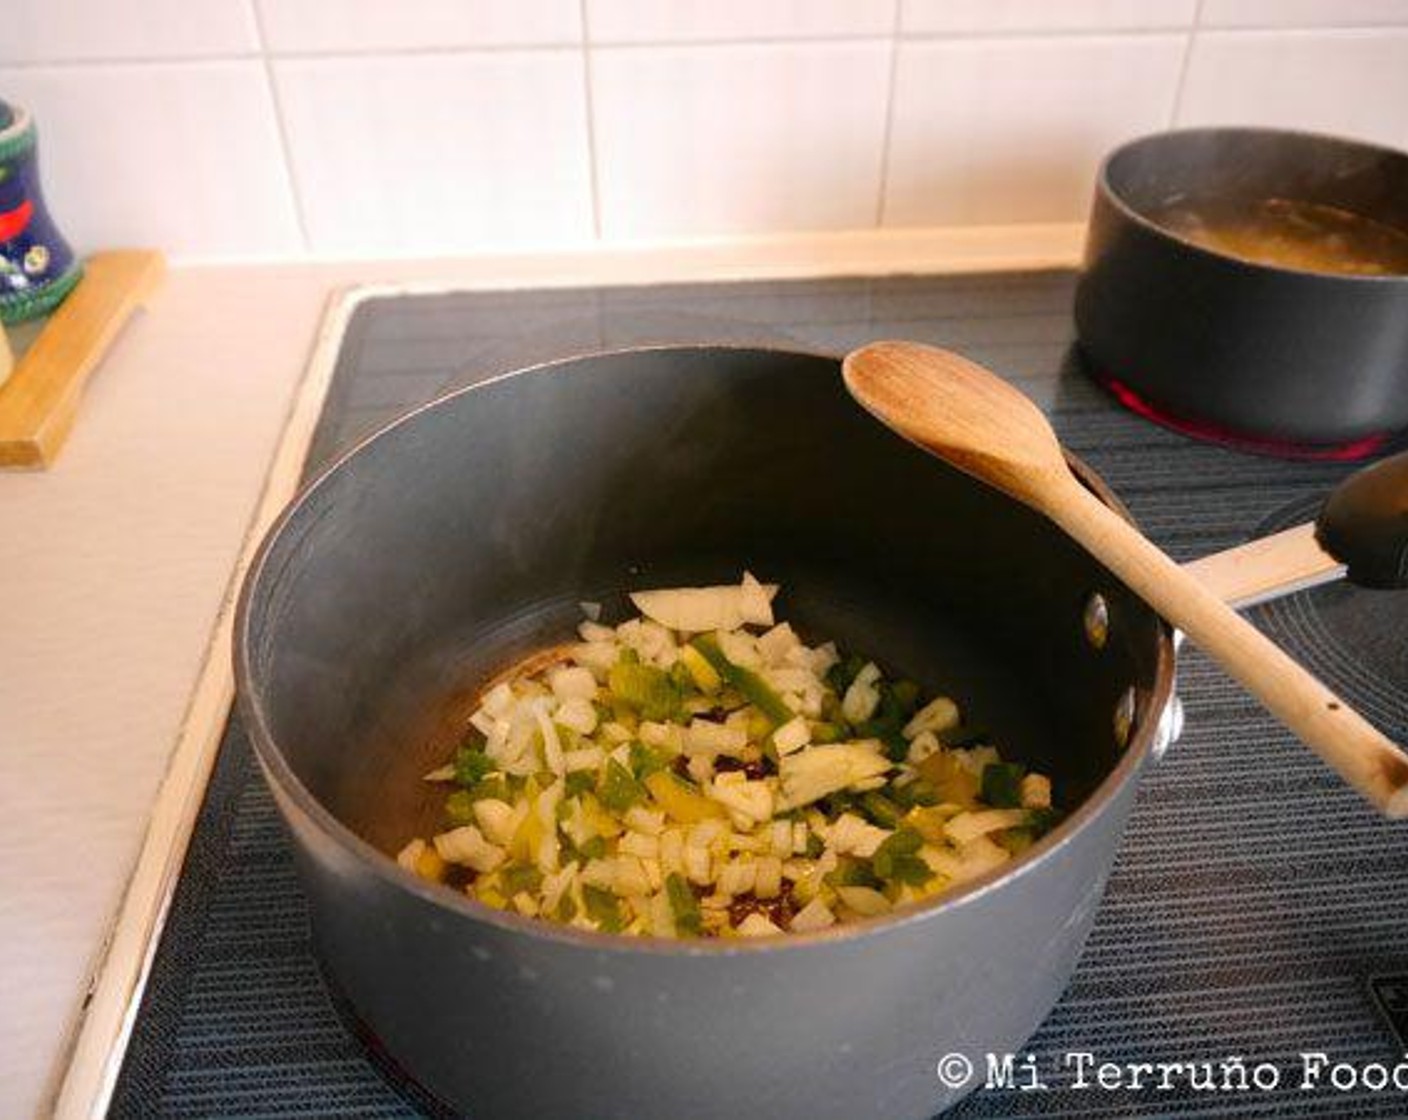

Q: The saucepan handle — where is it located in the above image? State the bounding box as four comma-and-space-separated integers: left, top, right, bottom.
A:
1316, 449, 1408, 590
1184, 450, 1408, 608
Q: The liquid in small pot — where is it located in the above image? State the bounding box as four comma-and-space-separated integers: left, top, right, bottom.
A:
1148, 197, 1408, 276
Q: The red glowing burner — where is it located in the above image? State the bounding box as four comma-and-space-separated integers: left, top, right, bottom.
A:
1097, 375, 1390, 462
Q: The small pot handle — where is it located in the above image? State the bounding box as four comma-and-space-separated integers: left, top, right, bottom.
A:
1316, 450, 1408, 590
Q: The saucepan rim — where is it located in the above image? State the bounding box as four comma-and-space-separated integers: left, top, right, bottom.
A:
233, 343, 1176, 957
1095, 124, 1408, 286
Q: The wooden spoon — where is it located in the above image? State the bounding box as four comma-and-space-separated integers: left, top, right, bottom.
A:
843, 340, 1408, 819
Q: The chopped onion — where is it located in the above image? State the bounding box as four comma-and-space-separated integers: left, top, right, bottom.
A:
903, 696, 960, 739
944, 808, 1030, 846
1020, 773, 1052, 809
790, 897, 836, 932
396, 838, 426, 872
738, 572, 776, 627
433, 826, 505, 873
549, 665, 598, 703
777, 742, 892, 809
736, 912, 784, 938
836, 885, 891, 916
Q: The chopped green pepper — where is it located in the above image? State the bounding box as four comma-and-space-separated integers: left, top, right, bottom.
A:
825, 856, 882, 890
453, 745, 495, 787
980, 761, 1025, 809
499, 863, 544, 897
554, 893, 578, 923
891, 777, 939, 809
665, 872, 702, 935
939, 725, 990, 750
668, 660, 696, 695
608, 655, 683, 721
445, 790, 476, 825
582, 884, 625, 932
579, 835, 608, 860
871, 827, 933, 886
858, 790, 903, 830
628, 740, 670, 780
599, 758, 646, 812
825, 652, 867, 696
564, 769, 596, 798
690, 634, 793, 727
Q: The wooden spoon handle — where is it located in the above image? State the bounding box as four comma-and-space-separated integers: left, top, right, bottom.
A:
1050, 477, 1408, 818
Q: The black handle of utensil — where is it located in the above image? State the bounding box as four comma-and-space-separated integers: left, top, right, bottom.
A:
1316, 450, 1408, 589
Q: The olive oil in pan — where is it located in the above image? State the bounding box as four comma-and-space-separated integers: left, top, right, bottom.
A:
1148, 197, 1408, 276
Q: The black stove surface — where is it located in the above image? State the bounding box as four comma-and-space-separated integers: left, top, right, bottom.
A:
111, 272, 1408, 1118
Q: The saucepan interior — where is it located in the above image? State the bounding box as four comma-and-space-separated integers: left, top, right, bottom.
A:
240, 345, 1169, 920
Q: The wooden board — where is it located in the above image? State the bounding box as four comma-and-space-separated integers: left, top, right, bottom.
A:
0, 250, 165, 469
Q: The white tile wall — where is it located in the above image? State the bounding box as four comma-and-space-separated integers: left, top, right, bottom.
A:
274, 52, 593, 254
885, 35, 1185, 226
0, 0, 259, 64
1200, 0, 1408, 28
592, 42, 891, 237
1178, 29, 1408, 150
586, 0, 896, 43
901, 1, 1195, 35
256, 0, 581, 53
0, 62, 300, 257
1, 2, 1406, 259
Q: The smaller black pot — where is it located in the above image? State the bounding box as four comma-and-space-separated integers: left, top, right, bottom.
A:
1075, 127, 1408, 454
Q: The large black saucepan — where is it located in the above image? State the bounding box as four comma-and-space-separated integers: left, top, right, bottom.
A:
235, 346, 1406, 1119
1076, 127, 1408, 454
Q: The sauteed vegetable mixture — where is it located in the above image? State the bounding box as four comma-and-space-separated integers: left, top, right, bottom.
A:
397, 575, 1058, 938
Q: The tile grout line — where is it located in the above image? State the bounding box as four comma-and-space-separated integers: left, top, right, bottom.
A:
5, 21, 1405, 69
579, 1, 604, 241
873, 0, 903, 228
247, 0, 311, 252
1168, 0, 1208, 129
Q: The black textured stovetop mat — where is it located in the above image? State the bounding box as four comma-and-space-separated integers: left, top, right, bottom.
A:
111, 273, 1408, 1118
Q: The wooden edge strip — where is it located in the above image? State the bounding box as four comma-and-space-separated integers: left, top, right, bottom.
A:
47, 283, 371, 1120
0, 250, 166, 469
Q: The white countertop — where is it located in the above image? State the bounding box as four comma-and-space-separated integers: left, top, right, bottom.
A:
0, 224, 1082, 1119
